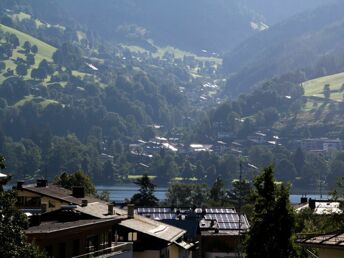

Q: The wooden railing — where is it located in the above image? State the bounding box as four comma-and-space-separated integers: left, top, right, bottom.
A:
72, 242, 133, 258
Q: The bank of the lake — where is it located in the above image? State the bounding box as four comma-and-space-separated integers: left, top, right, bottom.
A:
96, 185, 330, 204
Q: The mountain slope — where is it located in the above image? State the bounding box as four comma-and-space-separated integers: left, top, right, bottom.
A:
223, 1, 344, 96
22, 0, 326, 55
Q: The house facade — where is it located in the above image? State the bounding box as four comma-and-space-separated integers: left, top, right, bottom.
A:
14, 180, 192, 258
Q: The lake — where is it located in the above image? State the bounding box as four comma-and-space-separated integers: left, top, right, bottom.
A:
96, 185, 330, 204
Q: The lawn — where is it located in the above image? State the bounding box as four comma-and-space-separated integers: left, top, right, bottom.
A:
303, 72, 344, 101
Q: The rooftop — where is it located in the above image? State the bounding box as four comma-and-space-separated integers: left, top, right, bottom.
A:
76, 202, 126, 219
297, 231, 344, 248
19, 183, 190, 246
119, 214, 186, 243
20, 184, 104, 206
26, 218, 118, 235
136, 207, 250, 233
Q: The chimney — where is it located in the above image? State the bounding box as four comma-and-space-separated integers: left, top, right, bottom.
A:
72, 186, 85, 198
82, 199, 88, 207
300, 197, 308, 204
108, 203, 114, 215
309, 198, 316, 210
36, 179, 48, 187
16, 181, 24, 190
128, 204, 134, 219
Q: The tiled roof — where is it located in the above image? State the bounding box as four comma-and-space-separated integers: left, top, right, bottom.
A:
75, 202, 126, 219
21, 184, 104, 206
26, 218, 118, 234
297, 231, 344, 248
119, 214, 186, 242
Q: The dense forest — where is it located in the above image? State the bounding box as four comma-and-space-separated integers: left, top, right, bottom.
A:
1, 0, 344, 193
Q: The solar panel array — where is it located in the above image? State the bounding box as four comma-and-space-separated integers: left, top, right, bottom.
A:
205, 208, 235, 214
136, 207, 250, 231
137, 207, 171, 213
204, 213, 239, 222
204, 213, 249, 230
150, 213, 176, 220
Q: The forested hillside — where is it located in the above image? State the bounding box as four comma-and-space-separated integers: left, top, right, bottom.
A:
1, 0, 344, 191
0, 3, 196, 183
223, 0, 344, 96
24, 0, 327, 54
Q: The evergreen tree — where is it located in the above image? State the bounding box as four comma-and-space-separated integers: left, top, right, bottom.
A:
209, 176, 226, 205
246, 166, 296, 258
323, 84, 331, 99
130, 174, 158, 207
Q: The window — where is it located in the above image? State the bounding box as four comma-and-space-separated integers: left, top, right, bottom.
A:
17, 196, 41, 207
128, 232, 137, 241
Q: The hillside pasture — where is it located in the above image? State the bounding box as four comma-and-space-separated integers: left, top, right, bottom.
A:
0, 23, 57, 83
0, 23, 56, 61
303, 72, 344, 101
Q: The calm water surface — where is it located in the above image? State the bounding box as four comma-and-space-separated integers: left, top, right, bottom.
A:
96, 185, 329, 204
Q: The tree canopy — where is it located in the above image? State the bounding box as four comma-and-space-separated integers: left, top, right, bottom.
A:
130, 174, 159, 207
246, 166, 296, 258
54, 171, 96, 195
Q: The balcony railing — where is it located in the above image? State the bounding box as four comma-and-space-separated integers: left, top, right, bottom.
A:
72, 242, 133, 258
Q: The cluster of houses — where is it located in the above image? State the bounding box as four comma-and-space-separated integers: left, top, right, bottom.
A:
10, 179, 250, 258
1, 174, 344, 257
127, 134, 344, 174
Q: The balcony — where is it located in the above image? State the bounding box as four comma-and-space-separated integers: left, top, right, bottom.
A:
72, 242, 133, 258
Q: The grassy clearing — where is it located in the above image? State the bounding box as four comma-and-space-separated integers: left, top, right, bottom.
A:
303, 72, 344, 101
0, 24, 56, 60
14, 95, 59, 108
121, 43, 222, 65
11, 12, 31, 22
0, 23, 57, 82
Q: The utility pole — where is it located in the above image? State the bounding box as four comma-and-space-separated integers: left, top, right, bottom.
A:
237, 160, 243, 257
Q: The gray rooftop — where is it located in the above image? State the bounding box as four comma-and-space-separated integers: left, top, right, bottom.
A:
21, 184, 104, 206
